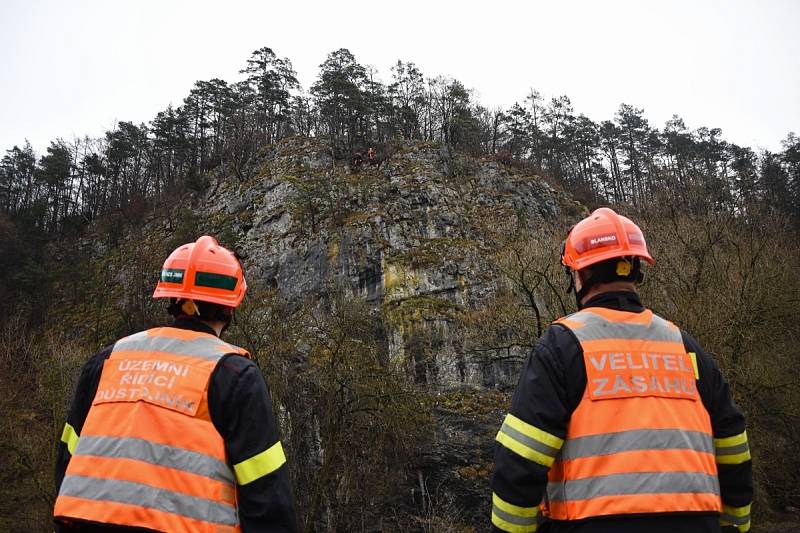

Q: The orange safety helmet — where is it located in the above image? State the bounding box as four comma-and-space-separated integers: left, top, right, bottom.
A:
561, 207, 654, 271
153, 236, 247, 308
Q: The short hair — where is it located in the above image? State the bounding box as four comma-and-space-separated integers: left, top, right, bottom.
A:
583, 256, 643, 285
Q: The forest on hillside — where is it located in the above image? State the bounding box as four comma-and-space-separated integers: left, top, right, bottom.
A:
2, 46, 798, 240
1, 46, 799, 531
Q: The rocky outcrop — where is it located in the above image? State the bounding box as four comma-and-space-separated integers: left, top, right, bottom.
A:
207, 138, 575, 384
188, 137, 577, 526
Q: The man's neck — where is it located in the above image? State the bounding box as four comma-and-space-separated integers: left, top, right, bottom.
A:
579, 281, 638, 307
175, 316, 223, 337
203, 319, 224, 337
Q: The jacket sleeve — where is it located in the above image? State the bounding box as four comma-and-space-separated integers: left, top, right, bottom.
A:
53, 346, 113, 533
490, 325, 584, 532
684, 331, 753, 533
210, 355, 298, 533
55, 346, 113, 494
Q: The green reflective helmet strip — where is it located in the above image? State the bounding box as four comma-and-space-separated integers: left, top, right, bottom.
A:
234, 441, 286, 485
194, 271, 238, 291
60, 422, 80, 455
160, 268, 185, 283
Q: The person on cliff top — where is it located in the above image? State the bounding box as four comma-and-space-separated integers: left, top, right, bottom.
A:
53, 235, 297, 532
490, 208, 752, 533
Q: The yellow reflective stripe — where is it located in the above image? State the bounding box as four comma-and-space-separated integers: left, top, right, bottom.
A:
715, 430, 750, 464
720, 519, 751, 532
723, 503, 751, 517
688, 352, 699, 379
716, 450, 751, 464
233, 441, 286, 485
715, 431, 747, 448
493, 493, 538, 517
496, 431, 556, 467
491, 512, 537, 533
504, 414, 564, 449
60, 423, 80, 455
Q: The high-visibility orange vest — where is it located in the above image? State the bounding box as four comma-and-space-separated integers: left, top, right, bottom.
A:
54, 327, 250, 533
541, 307, 722, 520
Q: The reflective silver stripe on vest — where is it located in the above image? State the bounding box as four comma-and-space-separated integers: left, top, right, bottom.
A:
565, 311, 682, 343
492, 504, 538, 527
75, 435, 235, 484
115, 331, 242, 361
560, 428, 714, 460
59, 474, 238, 526
547, 472, 720, 502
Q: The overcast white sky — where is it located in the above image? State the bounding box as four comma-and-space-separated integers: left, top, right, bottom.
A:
1, 0, 798, 156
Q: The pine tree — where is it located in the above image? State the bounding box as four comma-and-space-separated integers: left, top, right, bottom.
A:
388, 61, 425, 140
241, 47, 299, 145
311, 49, 370, 155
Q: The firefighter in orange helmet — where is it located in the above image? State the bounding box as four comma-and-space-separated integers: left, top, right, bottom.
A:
490, 208, 752, 533
54, 236, 297, 532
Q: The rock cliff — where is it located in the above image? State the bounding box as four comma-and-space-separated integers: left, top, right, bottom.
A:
195, 137, 579, 526
210, 137, 575, 380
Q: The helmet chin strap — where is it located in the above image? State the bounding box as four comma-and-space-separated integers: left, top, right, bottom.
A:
220, 310, 234, 334
574, 284, 591, 310
565, 268, 593, 310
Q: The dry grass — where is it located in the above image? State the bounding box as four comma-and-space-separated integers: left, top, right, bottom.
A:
0, 317, 88, 530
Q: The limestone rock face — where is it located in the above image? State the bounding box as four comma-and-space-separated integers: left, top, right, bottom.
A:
200, 136, 578, 524
209, 137, 573, 384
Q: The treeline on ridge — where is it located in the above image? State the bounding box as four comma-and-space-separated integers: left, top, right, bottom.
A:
1, 45, 799, 238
